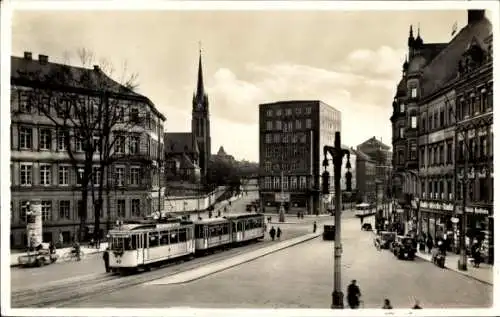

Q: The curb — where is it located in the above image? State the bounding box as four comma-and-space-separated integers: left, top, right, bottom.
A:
150, 233, 321, 285
415, 253, 493, 286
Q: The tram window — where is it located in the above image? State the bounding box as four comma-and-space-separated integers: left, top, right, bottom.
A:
195, 225, 202, 239
170, 230, 178, 244
237, 222, 243, 232
124, 237, 134, 250
149, 232, 159, 247
209, 227, 216, 236
130, 235, 138, 249
222, 224, 229, 235
178, 228, 187, 242
232, 222, 236, 232
159, 231, 169, 246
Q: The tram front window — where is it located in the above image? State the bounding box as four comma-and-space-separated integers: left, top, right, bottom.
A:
110, 236, 135, 251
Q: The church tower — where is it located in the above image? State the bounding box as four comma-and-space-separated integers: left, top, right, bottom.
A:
191, 48, 211, 182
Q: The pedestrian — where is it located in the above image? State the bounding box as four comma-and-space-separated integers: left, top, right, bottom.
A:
58, 231, 64, 248
269, 227, 276, 241
49, 241, 56, 254
218, 210, 221, 217
209, 210, 213, 218
426, 236, 434, 254
346, 280, 361, 309
360, 215, 364, 225
382, 299, 393, 309
103, 248, 110, 273
277, 227, 282, 240
412, 299, 422, 309
313, 221, 317, 233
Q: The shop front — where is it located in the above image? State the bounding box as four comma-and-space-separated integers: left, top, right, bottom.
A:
463, 205, 493, 264
418, 201, 455, 250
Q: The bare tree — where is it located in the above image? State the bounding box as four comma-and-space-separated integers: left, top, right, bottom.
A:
18, 48, 145, 242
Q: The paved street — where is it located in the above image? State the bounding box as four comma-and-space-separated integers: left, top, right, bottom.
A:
74, 213, 492, 308
10, 190, 325, 293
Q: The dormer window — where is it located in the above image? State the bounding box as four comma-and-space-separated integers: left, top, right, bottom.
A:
411, 88, 417, 98
400, 103, 405, 113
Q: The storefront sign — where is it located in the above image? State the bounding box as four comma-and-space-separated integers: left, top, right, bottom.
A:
470, 207, 490, 215
442, 203, 454, 211
275, 193, 291, 202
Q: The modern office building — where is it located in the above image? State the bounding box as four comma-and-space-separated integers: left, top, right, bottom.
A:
258, 100, 341, 214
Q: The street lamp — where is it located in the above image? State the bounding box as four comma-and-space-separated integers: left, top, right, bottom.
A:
322, 131, 352, 309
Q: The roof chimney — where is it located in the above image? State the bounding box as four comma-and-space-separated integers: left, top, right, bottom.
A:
468, 10, 485, 25
24, 52, 32, 60
93, 65, 100, 71
38, 54, 48, 65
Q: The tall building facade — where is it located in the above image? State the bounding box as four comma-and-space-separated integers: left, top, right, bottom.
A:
165, 50, 211, 184
390, 10, 493, 263
10, 52, 165, 248
258, 100, 341, 214
356, 137, 393, 203
353, 149, 377, 203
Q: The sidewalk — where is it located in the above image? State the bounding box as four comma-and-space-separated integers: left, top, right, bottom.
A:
415, 250, 494, 285
147, 232, 322, 285
11, 242, 108, 267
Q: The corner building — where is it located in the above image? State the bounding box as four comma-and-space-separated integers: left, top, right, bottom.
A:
258, 100, 341, 215
390, 10, 493, 263
10, 52, 166, 248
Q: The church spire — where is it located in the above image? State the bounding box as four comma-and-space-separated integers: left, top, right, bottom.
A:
196, 42, 205, 101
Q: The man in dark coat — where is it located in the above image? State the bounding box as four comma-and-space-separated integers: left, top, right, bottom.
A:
269, 227, 276, 241
347, 280, 361, 309
277, 227, 282, 240
103, 248, 110, 273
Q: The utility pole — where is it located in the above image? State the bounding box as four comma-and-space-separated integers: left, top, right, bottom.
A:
322, 132, 352, 309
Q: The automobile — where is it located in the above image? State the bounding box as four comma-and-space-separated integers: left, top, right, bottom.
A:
323, 225, 336, 241
361, 223, 373, 231
18, 247, 59, 267
392, 236, 417, 260
377, 231, 396, 249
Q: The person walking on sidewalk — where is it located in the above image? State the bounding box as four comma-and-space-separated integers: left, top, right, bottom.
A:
269, 227, 276, 241
277, 227, 282, 240
382, 299, 393, 309
347, 280, 361, 309
103, 248, 110, 273
313, 221, 317, 233
426, 236, 434, 254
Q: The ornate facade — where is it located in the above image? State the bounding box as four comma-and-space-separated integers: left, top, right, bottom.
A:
390, 10, 493, 263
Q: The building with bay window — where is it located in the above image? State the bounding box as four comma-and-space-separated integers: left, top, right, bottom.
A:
258, 100, 341, 214
10, 52, 166, 248
390, 10, 493, 263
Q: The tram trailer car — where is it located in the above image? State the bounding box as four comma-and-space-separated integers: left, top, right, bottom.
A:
194, 218, 232, 254
224, 213, 266, 244
108, 219, 195, 273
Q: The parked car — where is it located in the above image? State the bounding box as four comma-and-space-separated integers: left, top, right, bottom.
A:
392, 236, 416, 260
377, 231, 397, 249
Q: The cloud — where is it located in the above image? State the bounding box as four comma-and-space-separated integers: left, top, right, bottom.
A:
191, 45, 405, 159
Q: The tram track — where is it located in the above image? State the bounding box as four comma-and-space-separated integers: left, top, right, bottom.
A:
12, 238, 280, 308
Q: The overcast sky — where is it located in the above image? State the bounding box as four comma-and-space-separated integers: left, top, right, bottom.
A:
12, 8, 486, 162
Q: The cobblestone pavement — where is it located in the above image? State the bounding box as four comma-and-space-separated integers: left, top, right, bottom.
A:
73, 213, 493, 309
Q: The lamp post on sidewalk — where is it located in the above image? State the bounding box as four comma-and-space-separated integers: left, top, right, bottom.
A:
322, 131, 352, 309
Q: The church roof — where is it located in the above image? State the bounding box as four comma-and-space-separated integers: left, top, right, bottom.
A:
217, 146, 227, 156
420, 16, 491, 97
165, 132, 198, 154
180, 153, 198, 169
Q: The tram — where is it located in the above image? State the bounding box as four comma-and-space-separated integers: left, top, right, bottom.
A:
107, 213, 265, 273
354, 203, 376, 217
